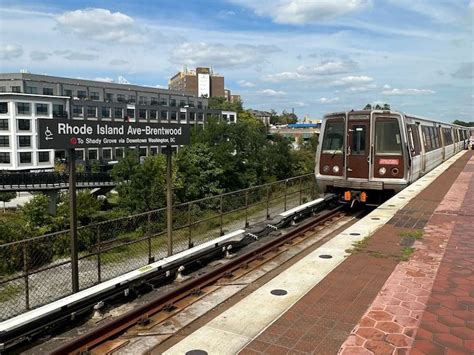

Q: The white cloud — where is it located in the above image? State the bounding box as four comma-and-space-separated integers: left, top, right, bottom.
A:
109, 59, 129, 66
169, 42, 280, 68
318, 97, 339, 104
94, 77, 114, 82
30, 50, 50, 61
296, 59, 357, 76
257, 89, 287, 96
0, 44, 23, 60
238, 80, 255, 87
386, 0, 464, 25
230, 0, 371, 24
55, 8, 146, 44
382, 88, 435, 95
264, 71, 305, 83
54, 50, 98, 61
155, 84, 167, 89
264, 59, 357, 83
117, 76, 130, 84
331, 75, 376, 92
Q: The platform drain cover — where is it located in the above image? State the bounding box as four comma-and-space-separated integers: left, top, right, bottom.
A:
186, 350, 208, 355
271, 289, 288, 296
319, 254, 333, 259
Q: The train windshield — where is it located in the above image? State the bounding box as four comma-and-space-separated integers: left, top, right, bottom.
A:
375, 119, 402, 154
322, 120, 344, 154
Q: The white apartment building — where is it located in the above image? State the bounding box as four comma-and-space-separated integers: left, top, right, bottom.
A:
0, 73, 237, 171
0, 93, 69, 170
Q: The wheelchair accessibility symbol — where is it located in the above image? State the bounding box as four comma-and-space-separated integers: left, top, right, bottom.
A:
45, 127, 53, 140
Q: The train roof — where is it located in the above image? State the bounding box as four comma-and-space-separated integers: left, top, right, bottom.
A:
322, 110, 470, 129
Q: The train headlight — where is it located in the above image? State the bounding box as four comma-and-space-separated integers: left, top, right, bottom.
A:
323, 165, 330, 173
379, 167, 387, 176
332, 165, 340, 173
391, 167, 399, 176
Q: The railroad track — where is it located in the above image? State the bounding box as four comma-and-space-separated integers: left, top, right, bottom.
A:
51, 205, 349, 354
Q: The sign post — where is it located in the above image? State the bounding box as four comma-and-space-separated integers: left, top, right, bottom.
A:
38, 119, 190, 292
165, 146, 173, 256
67, 148, 79, 292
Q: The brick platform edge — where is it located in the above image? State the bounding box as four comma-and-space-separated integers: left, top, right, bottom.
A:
339, 154, 474, 355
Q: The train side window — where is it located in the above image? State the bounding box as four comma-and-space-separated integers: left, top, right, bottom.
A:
446, 128, 453, 145
429, 127, 437, 149
422, 126, 432, 151
434, 127, 441, 148
375, 119, 402, 154
322, 120, 344, 154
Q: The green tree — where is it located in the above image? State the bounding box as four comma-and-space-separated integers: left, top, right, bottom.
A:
291, 135, 318, 175
55, 190, 102, 228
176, 143, 224, 202
19, 193, 52, 235
111, 151, 170, 213
0, 192, 16, 212
208, 96, 243, 112
262, 135, 294, 181
453, 120, 474, 127
269, 110, 298, 125
0, 213, 30, 273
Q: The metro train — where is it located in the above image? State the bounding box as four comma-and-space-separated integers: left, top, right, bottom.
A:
315, 109, 472, 206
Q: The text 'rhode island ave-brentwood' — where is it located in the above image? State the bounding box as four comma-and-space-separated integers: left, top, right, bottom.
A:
37, 119, 190, 149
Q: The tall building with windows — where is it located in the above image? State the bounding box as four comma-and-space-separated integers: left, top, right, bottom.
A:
168, 67, 225, 98
0, 73, 236, 171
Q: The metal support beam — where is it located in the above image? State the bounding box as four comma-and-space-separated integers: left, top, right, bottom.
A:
68, 148, 79, 293
166, 146, 173, 256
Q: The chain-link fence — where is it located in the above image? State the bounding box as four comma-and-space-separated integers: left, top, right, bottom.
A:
0, 173, 317, 321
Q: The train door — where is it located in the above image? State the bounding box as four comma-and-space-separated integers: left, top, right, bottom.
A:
346, 119, 370, 179
439, 125, 445, 161
419, 124, 427, 174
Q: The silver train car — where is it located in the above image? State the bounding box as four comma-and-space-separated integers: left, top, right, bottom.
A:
315, 110, 471, 205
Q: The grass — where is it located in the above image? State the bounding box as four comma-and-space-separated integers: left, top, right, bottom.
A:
345, 236, 370, 254
399, 230, 423, 240
368, 250, 385, 258
400, 247, 415, 261
399, 230, 423, 248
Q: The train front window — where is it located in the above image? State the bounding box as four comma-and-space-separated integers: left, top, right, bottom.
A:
351, 125, 366, 155
375, 119, 402, 154
322, 120, 344, 154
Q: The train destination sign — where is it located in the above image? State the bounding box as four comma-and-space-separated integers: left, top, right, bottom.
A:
38, 118, 190, 149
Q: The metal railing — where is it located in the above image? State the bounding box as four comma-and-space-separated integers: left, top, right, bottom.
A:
0, 173, 317, 321
0, 172, 114, 191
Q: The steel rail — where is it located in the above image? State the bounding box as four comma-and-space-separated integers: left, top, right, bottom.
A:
51, 205, 343, 355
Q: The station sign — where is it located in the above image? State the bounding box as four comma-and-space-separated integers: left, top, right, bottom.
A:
38, 118, 190, 149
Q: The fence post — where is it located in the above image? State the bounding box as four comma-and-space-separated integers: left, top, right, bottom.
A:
299, 177, 303, 205
188, 203, 193, 248
22, 241, 30, 310
284, 179, 288, 211
96, 225, 101, 284
147, 213, 153, 263
245, 190, 249, 228
266, 186, 270, 219
219, 195, 224, 236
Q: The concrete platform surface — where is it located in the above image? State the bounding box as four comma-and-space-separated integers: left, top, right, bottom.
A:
164, 151, 472, 355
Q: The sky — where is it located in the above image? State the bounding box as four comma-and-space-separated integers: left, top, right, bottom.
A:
0, 0, 472, 122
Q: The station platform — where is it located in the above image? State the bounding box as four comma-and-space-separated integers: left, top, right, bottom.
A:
163, 151, 473, 355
